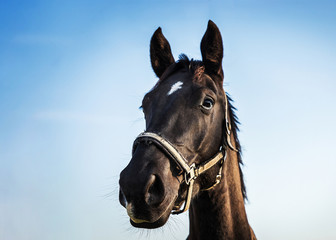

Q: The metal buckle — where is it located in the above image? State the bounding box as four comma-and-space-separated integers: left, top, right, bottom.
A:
225, 119, 231, 135
215, 174, 222, 184
185, 163, 196, 185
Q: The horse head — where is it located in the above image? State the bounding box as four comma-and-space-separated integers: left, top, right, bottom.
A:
119, 20, 234, 229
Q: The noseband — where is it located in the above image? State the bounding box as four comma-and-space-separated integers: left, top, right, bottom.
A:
132, 94, 237, 214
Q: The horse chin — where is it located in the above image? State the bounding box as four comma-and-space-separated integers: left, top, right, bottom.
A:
130, 208, 171, 229
130, 214, 169, 229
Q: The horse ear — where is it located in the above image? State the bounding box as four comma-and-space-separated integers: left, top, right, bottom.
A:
150, 27, 175, 78
201, 20, 224, 81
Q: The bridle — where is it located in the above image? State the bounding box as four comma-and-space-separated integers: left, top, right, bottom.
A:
132, 93, 237, 214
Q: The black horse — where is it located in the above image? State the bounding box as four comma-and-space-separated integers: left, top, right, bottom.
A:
119, 20, 256, 240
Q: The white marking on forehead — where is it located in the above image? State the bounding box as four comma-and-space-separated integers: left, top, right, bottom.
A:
167, 81, 183, 96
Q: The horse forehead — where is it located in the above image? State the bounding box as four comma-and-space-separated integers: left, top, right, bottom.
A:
164, 75, 217, 97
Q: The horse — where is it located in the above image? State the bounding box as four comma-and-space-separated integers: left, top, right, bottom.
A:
119, 20, 256, 240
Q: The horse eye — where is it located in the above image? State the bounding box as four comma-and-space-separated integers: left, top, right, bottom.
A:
201, 97, 214, 110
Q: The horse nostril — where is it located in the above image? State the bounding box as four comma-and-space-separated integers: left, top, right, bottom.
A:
145, 174, 165, 207
119, 188, 127, 208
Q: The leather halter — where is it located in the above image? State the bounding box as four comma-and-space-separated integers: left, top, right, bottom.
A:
132, 93, 237, 214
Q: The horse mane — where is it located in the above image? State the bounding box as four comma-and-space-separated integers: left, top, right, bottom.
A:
153, 54, 247, 200
226, 94, 247, 201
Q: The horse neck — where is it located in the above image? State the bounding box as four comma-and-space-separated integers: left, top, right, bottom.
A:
188, 148, 254, 240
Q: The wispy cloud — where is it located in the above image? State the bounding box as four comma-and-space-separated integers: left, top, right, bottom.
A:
33, 110, 119, 125
13, 34, 71, 46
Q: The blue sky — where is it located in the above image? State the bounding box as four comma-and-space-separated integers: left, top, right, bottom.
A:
1, 1, 336, 239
